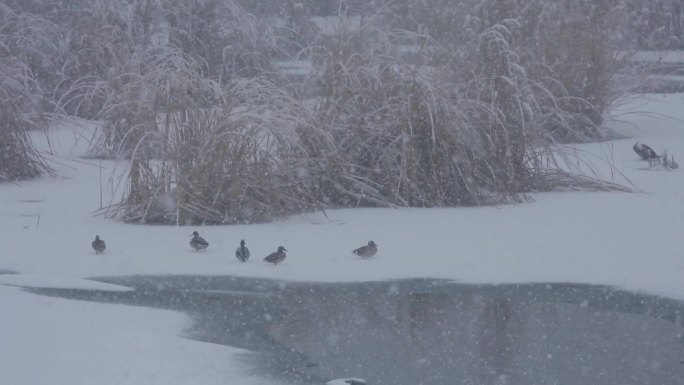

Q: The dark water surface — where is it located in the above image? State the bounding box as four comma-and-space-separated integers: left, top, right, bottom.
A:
28, 276, 684, 385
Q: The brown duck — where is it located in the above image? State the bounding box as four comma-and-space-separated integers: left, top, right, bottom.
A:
352, 241, 377, 258
264, 246, 287, 265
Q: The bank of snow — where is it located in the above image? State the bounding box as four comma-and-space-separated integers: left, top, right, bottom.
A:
1, 94, 684, 298
0, 284, 279, 385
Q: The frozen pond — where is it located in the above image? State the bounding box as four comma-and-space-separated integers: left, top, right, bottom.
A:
29, 277, 684, 385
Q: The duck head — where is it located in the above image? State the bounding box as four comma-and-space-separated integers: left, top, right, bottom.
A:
192, 231, 199, 237
278, 246, 287, 252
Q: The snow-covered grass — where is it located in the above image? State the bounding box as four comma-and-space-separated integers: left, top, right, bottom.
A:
1, 93, 684, 384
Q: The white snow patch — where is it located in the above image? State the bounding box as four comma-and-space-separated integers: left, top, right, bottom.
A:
0, 285, 278, 385
0, 274, 131, 291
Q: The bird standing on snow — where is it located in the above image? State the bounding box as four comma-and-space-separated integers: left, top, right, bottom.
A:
92, 235, 106, 254
352, 241, 377, 258
235, 239, 250, 262
264, 246, 287, 265
633, 142, 659, 160
189, 231, 209, 251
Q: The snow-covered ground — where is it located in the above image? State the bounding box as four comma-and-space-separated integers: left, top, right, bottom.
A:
0, 284, 275, 385
1, 93, 684, 384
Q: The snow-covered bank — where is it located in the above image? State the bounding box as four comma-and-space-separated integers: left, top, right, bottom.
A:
0, 284, 278, 385
0, 273, 131, 290
2, 94, 684, 299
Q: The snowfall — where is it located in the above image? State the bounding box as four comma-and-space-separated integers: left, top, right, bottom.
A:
1, 93, 683, 385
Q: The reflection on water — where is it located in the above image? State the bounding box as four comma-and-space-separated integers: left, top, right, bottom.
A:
29, 277, 684, 385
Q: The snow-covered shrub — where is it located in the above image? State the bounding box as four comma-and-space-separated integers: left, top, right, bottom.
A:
85, 0, 631, 222
106, 73, 318, 225
164, 77, 316, 225
162, 0, 279, 80
519, 1, 628, 140
0, 4, 51, 181
54, 0, 136, 118
0, 2, 63, 111
378, 0, 629, 142
0, 56, 50, 181
92, 48, 215, 159
300, 11, 625, 208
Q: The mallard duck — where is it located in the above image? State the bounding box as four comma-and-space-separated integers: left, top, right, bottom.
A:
633, 142, 659, 160
352, 241, 377, 258
189, 231, 209, 251
235, 239, 250, 262
92, 235, 106, 254
264, 246, 287, 265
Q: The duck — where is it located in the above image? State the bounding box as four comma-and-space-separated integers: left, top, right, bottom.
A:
189, 231, 209, 251
264, 246, 287, 265
235, 239, 250, 262
352, 240, 377, 258
92, 235, 106, 254
633, 142, 659, 160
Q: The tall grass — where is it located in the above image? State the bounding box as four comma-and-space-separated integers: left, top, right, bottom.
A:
76, 2, 631, 224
